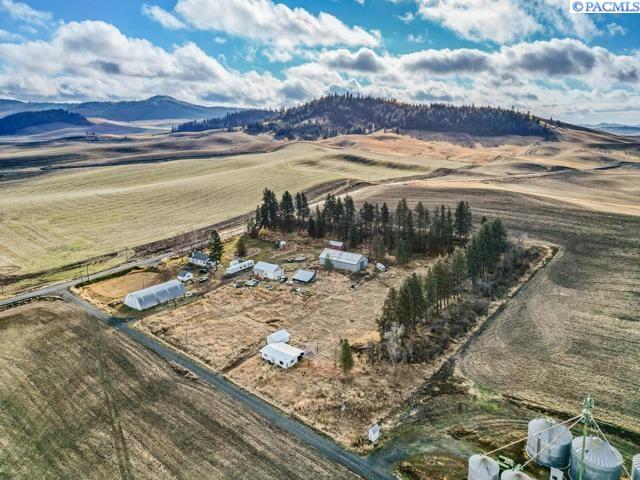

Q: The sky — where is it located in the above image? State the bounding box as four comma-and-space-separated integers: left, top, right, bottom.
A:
0, 0, 638, 124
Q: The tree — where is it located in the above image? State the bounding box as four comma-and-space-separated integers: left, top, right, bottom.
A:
324, 257, 334, 272
370, 234, 385, 261
209, 230, 224, 266
395, 238, 412, 266
235, 236, 248, 259
338, 339, 354, 376
279, 190, 295, 232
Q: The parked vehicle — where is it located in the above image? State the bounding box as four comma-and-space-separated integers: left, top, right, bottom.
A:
199, 275, 209, 283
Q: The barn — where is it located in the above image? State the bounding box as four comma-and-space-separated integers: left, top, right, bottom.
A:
253, 261, 284, 280
266, 329, 289, 344
260, 342, 304, 369
319, 248, 368, 272
123, 280, 186, 311
188, 251, 213, 267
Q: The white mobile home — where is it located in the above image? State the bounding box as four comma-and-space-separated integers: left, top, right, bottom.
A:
253, 261, 284, 280
225, 259, 255, 276
188, 251, 213, 267
123, 280, 186, 311
319, 248, 368, 272
266, 329, 290, 344
260, 342, 304, 369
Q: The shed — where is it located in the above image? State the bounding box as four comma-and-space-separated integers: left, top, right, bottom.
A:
123, 280, 185, 311
253, 261, 284, 280
177, 270, 193, 282
267, 329, 289, 344
188, 251, 212, 267
292, 269, 316, 283
319, 248, 368, 272
368, 424, 381, 443
260, 342, 304, 368
329, 240, 345, 250
225, 259, 254, 276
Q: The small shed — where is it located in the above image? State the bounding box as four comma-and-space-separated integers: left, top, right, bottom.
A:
260, 342, 304, 368
329, 240, 345, 250
376, 263, 387, 272
319, 248, 368, 272
188, 251, 212, 267
368, 424, 381, 443
292, 269, 316, 283
177, 270, 194, 282
225, 259, 254, 276
267, 329, 289, 344
253, 261, 284, 280
123, 280, 186, 311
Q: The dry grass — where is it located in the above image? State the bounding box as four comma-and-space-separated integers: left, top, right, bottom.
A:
0, 300, 356, 479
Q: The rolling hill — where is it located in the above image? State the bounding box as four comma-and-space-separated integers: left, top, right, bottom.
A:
0, 109, 92, 136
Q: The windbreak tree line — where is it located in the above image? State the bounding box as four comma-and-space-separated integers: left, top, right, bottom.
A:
173, 94, 553, 139
249, 187, 473, 264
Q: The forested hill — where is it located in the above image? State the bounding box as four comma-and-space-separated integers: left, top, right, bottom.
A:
0, 109, 91, 135
173, 94, 552, 139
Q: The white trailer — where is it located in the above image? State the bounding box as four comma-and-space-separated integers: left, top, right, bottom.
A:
225, 259, 255, 276
260, 342, 304, 369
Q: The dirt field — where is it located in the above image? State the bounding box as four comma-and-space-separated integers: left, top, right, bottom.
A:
0, 300, 357, 479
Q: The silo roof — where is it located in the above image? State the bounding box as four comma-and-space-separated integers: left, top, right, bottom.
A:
572, 437, 623, 469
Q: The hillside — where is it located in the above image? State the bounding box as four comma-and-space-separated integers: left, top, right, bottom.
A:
0, 95, 240, 121
0, 109, 91, 135
174, 94, 553, 139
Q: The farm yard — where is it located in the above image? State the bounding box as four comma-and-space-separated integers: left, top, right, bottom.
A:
0, 300, 357, 480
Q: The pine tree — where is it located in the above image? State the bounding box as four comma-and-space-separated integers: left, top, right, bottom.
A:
378, 287, 398, 333
235, 236, 248, 259
279, 190, 295, 232
209, 230, 224, 266
370, 234, 385, 261
338, 339, 354, 376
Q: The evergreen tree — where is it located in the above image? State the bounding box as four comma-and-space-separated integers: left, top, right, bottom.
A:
395, 238, 412, 266
378, 287, 398, 333
209, 230, 224, 266
235, 236, 248, 259
279, 190, 295, 232
338, 339, 354, 376
370, 234, 385, 261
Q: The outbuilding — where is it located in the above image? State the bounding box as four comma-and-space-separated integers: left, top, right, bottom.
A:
225, 259, 254, 276
253, 261, 284, 280
260, 342, 304, 368
177, 270, 194, 282
188, 251, 213, 268
292, 269, 316, 283
319, 248, 368, 272
123, 280, 186, 311
368, 424, 381, 443
266, 329, 290, 344
329, 240, 344, 250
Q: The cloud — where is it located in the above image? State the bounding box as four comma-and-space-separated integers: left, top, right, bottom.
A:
213, 36, 227, 44
0, 0, 52, 27
0, 28, 23, 42
172, 0, 381, 48
407, 33, 424, 43
142, 4, 186, 30
320, 48, 386, 73
402, 48, 491, 74
606, 22, 628, 36
396, 11, 415, 23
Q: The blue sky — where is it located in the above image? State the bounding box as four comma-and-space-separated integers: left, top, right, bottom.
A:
0, 0, 639, 123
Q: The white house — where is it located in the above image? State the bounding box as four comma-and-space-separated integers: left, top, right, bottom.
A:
253, 261, 284, 280
225, 259, 254, 276
260, 342, 304, 368
368, 424, 381, 443
177, 270, 194, 282
266, 329, 289, 344
124, 280, 186, 311
319, 248, 368, 272
188, 251, 213, 268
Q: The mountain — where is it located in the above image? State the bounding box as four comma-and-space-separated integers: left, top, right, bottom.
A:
581, 123, 640, 137
0, 96, 240, 122
174, 94, 552, 139
0, 109, 92, 136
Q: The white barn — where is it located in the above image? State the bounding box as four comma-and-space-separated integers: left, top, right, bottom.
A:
267, 329, 289, 344
260, 342, 304, 368
319, 248, 368, 272
124, 280, 186, 311
253, 261, 284, 280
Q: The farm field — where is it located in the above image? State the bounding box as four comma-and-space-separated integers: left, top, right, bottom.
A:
0, 300, 357, 480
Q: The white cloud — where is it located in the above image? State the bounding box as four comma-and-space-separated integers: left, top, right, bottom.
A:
172, 0, 381, 49
607, 22, 628, 36
0, 0, 52, 27
407, 33, 424, 43
142, 4, 186, 30
396, 11, 415, 23
0, 28, 22, 42
213, 36, 227, 44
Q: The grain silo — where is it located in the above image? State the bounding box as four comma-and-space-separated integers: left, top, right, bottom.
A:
501, 469, 534, 480
526, 418, 573, 469
632, 454, 640, 480
569, 436, 623, 480
468, 454, 500, 480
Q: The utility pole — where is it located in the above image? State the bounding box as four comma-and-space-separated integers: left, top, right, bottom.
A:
579, 396, 594, 480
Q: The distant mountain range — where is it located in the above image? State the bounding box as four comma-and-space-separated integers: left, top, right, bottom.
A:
0, 95, 241, 122
581, 123, 640, 137
0, 109, 92, 136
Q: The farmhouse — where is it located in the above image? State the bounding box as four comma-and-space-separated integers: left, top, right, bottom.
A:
292, 269, 316, 283
319, 248, 368, 272
260, 342, 304, 369
188, 251, 213, 267
253, 261, 284, 280
124, 280, 186, 311
267, 329, 289, 344
225, 259, 254, 276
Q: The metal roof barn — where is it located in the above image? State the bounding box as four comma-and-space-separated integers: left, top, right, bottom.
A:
569, 436, 623, 480
123, 280, 185, 311
468, 455, 500, 480
266, 329, 289, 345
632, 453, 640, 480
501, 470, 533, 480
319, 248, 368, 272
526, 418, 573, 469
260, 342, 304, 368
253, 261, 284, 280
292, 269, 316, 283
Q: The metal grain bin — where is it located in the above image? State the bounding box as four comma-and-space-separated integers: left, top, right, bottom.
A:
526, 418, 573, 469
569, 436, 622, 480
501, 470, 534, 480
468, 454, 500, 480
632, 454, 640, 480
